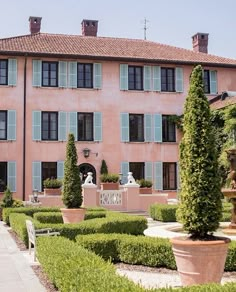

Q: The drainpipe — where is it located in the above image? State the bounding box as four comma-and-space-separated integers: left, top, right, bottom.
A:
22, 55, 27, 201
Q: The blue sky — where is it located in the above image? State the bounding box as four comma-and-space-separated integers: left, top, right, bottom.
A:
1, 0, 236, 58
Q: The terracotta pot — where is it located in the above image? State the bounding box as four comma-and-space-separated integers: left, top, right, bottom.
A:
100, 182, 119, 190
61, 208, 86, 224
170, 236, 230, 286
139, 187, 152, 194
44, 188, 61, 196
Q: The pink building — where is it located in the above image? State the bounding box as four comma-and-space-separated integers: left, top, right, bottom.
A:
1, 17, 236, 202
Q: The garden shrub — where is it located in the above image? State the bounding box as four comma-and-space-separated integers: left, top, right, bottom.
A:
149, 204, 178, 222
33, 210, 106, 224
2, 207, 60, 225
76, 233, 176, 269
36, 236, 143, 292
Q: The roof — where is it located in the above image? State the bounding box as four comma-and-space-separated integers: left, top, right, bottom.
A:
0, 33, 236, 67
210, 91, 236, 109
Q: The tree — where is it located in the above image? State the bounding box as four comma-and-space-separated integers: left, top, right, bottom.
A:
100, 159, 108, 175
177, 65, 222, 239
1, 187, 13, 208
62, 133, 83, 208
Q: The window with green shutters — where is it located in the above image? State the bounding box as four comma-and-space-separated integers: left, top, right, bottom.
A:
0, 110, 16, 141
203, 70, 217, 94
0, 59, 17, 86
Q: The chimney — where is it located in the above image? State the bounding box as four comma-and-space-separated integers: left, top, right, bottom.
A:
29, 16, 42, 34
192, 33, 209, 53
81, 19, 98, 37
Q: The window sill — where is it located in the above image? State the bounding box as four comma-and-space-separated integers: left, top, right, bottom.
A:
0, 140, 15, 143
124, 141, 150, 144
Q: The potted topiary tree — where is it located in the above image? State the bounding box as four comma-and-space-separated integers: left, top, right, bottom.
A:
61, 133, 85, 223
136, 179, 153, 194
171, 65, 230, 286
100, 173, 120, 190
43, 178, 62, 196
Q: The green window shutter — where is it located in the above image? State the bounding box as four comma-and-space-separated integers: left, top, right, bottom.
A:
144, 114, 152, 142
59, 61, 67, 88
177, 162, 180, 190
69, 112, 78, 140
7, 161, 16, 192
58, 111, 67, 141
8, 59, 17, 86
121, 162, 129, 184
94, 112, 102, 141
145, 162, 153, 182
120, 113, 129, 142
57, 161, 64, 180
32, 60, 42, 87
32, 161, 42, 192
68, 62, 77, 88
210, 70, 217, 94
154, 114, 162, 142
175, 67, 183, 93
154, 161, 163, 190
144, 66, 151, 91
153, 66, 161, 91
93, 63, 102, 89
7, 110, 16, 140
32, 111, 41, 141
120, 64, 128, 90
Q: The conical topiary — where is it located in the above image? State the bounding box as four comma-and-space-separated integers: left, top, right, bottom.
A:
62, 133, 83, 208
177, 65, 222, 239
100, 159, 108, 175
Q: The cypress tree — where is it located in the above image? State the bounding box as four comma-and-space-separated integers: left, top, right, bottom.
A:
62, 133, 83, 208
100, 159, 108, 175
177, 65, 222, 239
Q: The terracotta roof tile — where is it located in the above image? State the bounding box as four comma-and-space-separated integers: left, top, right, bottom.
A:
0, 33, 236, 66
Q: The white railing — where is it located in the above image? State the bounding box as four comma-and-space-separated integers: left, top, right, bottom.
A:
99, 190, 122, 205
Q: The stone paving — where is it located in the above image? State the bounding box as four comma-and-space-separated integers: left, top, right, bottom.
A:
0, 221, 45, 292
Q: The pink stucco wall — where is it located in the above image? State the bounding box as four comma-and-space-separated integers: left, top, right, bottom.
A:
1, 55, 236, 202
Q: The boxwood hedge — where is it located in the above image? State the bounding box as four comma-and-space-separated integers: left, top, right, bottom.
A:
149, 204, 178, 222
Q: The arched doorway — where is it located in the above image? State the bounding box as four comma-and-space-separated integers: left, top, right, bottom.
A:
78, 163, 96, 184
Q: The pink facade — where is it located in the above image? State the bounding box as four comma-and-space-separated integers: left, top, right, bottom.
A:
1, 18, 236, 208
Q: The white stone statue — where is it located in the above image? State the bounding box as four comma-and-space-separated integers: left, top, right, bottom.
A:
82, 172, 96, 187
125, 172, 139, 186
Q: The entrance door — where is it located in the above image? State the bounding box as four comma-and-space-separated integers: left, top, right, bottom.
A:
78, 163, 96, 184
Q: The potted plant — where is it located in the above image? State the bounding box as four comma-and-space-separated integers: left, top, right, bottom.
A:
171, 65, 230, 286
43, 178, 62, 196
100, 173, 119, 190
61, 133, 85, 223
137, 179, 153, 194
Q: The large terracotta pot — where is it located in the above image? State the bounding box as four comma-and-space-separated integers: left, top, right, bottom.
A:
100, 182, 119, 190
139, 187, 152, 194
170, 236, 230, 286
44, 188, 61, 196
61, 208, 86, 224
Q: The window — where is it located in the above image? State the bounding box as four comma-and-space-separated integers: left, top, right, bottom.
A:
162, 115, 176, 142
161, 68, 175, 92
0, 60, 7, 85
42, 62, 58, 87
42, 162, 57, 190
78, 113, 93, 141
203, 70, 210, 94
163, 162, 177, 190
128, 66, 143, 90
129, 114, 144, 142
78, 64, 93, 88
129, 162, 144, 180
0, 111, 7, 140
0, 162, 7, 192
42, 112, 58, 141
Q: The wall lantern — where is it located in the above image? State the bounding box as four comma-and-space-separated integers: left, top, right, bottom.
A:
82, 148, 91, 158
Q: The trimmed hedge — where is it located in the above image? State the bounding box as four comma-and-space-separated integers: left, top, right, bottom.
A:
76, 233, 176, 269
149, 204, 177, 222
153, 283, 236, 291
3, 207, 60, 225
36, 236, 143, 292
34, 211, 106, 224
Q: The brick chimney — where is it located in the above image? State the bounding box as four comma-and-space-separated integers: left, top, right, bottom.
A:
192, 33, 209, 53
81, 19, 98, 36
29, 16, 42, 34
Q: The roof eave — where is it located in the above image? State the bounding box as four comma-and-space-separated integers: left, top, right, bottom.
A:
1, 50, 236, 68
